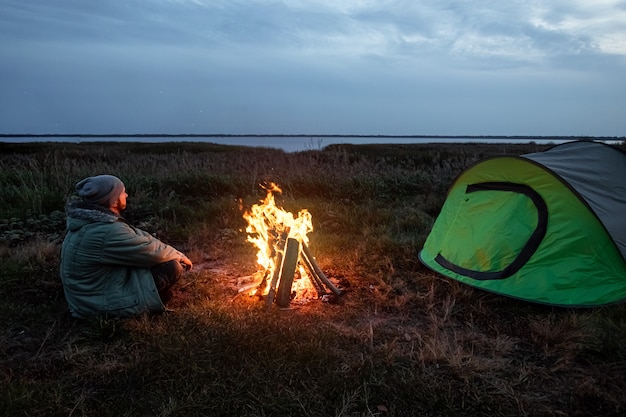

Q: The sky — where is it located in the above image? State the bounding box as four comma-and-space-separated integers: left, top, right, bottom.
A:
1, 0, 625, 137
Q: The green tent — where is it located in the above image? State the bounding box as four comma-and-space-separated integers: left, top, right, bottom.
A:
419, 141, 626, 307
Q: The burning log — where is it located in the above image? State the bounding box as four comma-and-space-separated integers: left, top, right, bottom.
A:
265, 250, 283, 307
265, 231, 289, 307
301, 243, 342, 296
300, 250, 327, 296
275, 237, 300, 307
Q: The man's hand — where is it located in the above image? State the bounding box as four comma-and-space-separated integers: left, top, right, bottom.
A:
180, 257, 193, 271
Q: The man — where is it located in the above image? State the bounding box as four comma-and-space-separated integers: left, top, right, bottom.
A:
60, 174, 193, 318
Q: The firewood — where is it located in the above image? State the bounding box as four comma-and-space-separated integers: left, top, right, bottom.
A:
302, 243, 342, 296
265, 251, 283, 307
275, 238, 300, 307
300, 253, 327, 297
265, 231, 289, 307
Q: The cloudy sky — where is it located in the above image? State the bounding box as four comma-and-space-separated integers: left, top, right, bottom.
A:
1, 0, 625, 137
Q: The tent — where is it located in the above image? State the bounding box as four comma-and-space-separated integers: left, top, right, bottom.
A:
418, 141, 626, 307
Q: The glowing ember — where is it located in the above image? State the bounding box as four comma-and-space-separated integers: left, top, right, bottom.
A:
243, 183, 316, 301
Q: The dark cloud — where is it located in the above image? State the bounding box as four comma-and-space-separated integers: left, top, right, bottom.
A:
0, 0, 624, 136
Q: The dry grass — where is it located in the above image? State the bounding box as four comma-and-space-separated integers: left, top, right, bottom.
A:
1, 141, 625, 417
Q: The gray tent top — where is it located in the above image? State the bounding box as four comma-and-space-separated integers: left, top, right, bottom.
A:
523, 141, 626, 261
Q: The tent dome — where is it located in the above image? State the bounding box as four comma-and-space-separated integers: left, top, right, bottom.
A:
419, 141, 626, 307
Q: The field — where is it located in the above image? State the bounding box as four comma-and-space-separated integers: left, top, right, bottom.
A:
1, 141, 625, 417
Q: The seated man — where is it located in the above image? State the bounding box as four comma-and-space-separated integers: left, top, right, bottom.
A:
60, 174, 193, 318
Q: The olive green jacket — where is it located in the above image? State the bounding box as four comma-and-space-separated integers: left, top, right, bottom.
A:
60, 204, 187, 318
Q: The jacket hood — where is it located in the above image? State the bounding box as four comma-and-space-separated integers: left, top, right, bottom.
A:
65, 203, 120, 232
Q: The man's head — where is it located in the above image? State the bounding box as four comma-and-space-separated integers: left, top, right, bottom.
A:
75, 175, 127, 213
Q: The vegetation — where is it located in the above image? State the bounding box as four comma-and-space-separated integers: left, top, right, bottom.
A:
1, 141, 625, 417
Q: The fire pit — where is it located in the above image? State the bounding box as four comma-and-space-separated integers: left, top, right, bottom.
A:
242, 183, 341, 307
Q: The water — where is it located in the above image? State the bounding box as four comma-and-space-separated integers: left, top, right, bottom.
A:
1, 135, 619, 152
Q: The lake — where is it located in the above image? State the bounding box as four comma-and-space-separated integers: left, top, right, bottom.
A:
1, 135, 617, 152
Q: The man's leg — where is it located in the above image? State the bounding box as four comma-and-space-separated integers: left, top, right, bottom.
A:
151, 260, 184, 302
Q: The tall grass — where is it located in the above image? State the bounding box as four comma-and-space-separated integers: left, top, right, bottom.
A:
1, 141, 625, 417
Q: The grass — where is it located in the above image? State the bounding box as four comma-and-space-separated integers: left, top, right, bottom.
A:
1, 140, 625, 417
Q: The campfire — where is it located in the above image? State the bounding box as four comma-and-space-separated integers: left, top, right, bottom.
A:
242, 183, 341, 307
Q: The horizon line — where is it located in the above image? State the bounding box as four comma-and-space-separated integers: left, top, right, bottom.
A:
1, 133, 624, 140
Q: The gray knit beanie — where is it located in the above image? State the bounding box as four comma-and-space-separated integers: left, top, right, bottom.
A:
75, 175, 125, 207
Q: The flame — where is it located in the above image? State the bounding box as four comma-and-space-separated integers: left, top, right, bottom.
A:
243, 183, 315, 299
